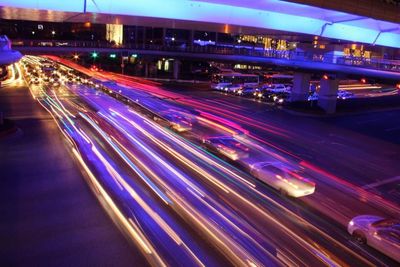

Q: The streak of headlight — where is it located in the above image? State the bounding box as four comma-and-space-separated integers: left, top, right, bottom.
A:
102, 111, 268, 266
118, 110, 349, 266
109, 109, 233, 193
102, 112, 207, 197
52, 89, 76, 118
79, 112, 172, 205
71, 148, 167, 267
87, 135, 205, 266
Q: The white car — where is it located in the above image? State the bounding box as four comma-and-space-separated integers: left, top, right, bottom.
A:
223, 84, 243, 94
265, 84, 290, 93
203, 136, 250, 161
348, 215, 400, 262
337, 90, 355, 100
250, 161, 316, 197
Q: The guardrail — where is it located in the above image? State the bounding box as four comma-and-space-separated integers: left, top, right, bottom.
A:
12, 39, 400, 73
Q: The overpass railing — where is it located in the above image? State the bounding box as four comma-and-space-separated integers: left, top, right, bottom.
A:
12, 39, 400, 73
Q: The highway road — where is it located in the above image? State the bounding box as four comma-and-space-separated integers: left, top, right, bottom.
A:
17, 55, 400, 266
0, 63, 148, 266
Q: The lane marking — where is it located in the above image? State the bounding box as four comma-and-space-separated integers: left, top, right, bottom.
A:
362, 176, 400, 189
385, 126, 400, 132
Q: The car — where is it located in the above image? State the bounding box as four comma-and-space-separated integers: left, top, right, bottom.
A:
250, 161, 316, 197
236, 85, 258, 96
222, 84, 243, 94
348, 215, 400, 262
253, 87, 266, 99
158, 111, 193, 132
308, 92, 318, 101
29, 76, 40, 85
203, 136, 250, 161
265, 84, 290, 93
337, 90, 355, 100
270, 92, 290, 104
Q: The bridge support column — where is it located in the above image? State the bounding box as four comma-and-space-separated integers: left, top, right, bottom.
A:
290, 72, 311, 101
162, 28, 166, 46
318, 78, 339, 114
144, 62, 149, 77
173, 60, 181, 80
189, 30, 194, 47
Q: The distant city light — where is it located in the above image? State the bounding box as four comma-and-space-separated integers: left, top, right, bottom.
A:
51, 30, 56, 35
109, 53, 117, 58
131, 54, 138, 58
73, 54, 79, 60
91, 52, 99, 58
323, 74, 329, 80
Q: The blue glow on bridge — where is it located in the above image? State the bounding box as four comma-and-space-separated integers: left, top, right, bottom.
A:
1, 0, 400, 48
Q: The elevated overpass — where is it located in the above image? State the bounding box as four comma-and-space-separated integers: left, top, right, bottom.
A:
2, 0, 400, 113
1, 0, 400, 48
14, 39, 400, 113
13, 40, 400, 81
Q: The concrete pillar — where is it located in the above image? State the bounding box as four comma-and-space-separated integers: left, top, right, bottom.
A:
290, 72, 311, 101
173, 60, 181, 80
318, 78, 339, 114
142, 27, 146, 47
144, 62, 149, 77
162, 28, 166, 46
189, 30, 194, 47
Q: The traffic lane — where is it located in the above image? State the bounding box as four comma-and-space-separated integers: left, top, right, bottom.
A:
323, 109, 400, 145
97, 111, 333, 266
74, 116, 231, 267
74, 90, 282, 266
0, 83, 148, 266
43, 61, 396, 266
180, 92, 400, 188
71, 85, 331, 266
94, 99, 384, 267
68, 74, 394, 266
363, 177, 400, 204
29, 74, 233, 267
181, 93, 400, 215
45, 85, 233, 267
61, 82, 282, 265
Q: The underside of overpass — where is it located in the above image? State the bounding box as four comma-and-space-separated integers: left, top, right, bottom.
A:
14, 45, 400, 81
0, 0, 399, 48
